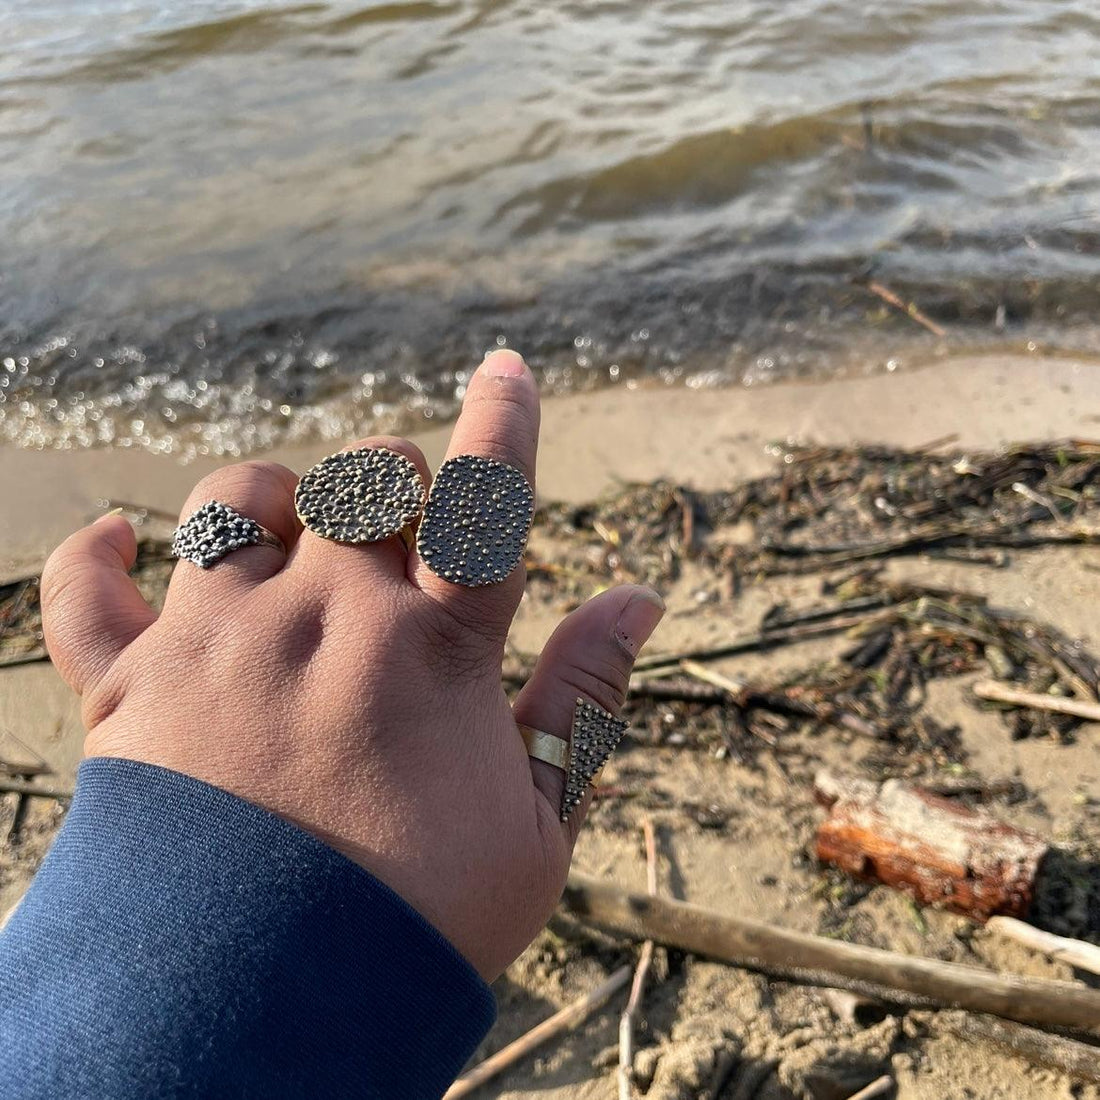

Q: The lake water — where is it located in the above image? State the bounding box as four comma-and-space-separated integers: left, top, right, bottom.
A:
2, 0, 1098, 456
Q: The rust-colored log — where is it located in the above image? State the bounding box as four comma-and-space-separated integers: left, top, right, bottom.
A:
813, 771, 1048, 921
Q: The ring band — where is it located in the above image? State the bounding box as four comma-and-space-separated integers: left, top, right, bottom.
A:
519, 725, 569, 772
520, 698, 630, 822
172, 501, 285, 569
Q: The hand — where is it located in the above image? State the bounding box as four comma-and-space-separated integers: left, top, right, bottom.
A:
39, 350, 664, 979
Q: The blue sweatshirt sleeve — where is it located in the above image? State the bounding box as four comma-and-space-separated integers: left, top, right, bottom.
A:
0, 757, 496, 1099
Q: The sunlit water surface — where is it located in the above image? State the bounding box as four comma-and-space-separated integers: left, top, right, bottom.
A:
2, 0, 1098, 455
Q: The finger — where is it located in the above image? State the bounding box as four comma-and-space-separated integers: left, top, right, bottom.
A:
41, 514, 157, 696
288, 436, 431, 584
411, 350, 540, 641
168, 460, 300, 600
512, 585, 665, 844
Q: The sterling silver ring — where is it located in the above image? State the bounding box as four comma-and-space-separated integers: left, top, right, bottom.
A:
295, 447, 427, 546
172, 500, 285, 569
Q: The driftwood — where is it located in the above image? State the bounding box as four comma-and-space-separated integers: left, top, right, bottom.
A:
973, 680, 1100, 723
934, 1011, 1100, 1085
986, 915, 1100, 978
561, 873, 1100, 1033
443, 965, 632, 1099
814, 771, 1048, 921
618, 818, 659, 1100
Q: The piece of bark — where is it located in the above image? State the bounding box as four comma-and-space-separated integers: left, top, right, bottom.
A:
814, 771, 1048, 921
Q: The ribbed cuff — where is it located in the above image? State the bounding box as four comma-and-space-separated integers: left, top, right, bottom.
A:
0, 757, 496, 1099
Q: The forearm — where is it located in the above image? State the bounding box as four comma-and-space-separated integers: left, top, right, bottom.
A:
0, 758, 495, 1099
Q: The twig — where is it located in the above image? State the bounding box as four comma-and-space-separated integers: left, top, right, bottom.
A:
986, 916, 1100, 978
561, 873, 1100, 1033
443, 965, 633, 1099
618, 819, 659, 1100
860, 280, 946, 337
0, 779, 73, 800
0, 759, 50, 778
972, 680, 1100, 723
934, 1011, 1100, 1084
629, 678, 727, 704
845, 1076, 893, 1100
680, 661, 744, 696
634, 613, 874, 673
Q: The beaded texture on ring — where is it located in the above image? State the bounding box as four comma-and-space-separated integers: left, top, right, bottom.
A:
417, 454, 534, 587
560, 698, 630, 822
295, 447, 426, 544
172, 501, 269, 569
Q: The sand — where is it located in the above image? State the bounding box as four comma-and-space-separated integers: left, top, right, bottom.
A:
2, 352, 1100, 1098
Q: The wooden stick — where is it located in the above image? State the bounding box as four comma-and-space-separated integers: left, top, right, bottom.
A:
442, 965, 632, 1099
934, 1011, 1100, 1084
0, 759, 50, 778
986, 916, 1100, 978
561, 873, 1100, 1033
618, 819, 659, 1100
634, 613, 874, 672
680, 660, 744, 696
972, 680, 1100, 723
0, 779, 73, 800
862, 280, 947, 338
845, 1077, 894, 1100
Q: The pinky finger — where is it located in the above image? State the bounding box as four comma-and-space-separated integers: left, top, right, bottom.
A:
40, 514, 157, 696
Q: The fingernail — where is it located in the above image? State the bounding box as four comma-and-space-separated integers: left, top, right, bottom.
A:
613, 588, 665, 658
95, 507, 125, 523
479, 349, 527, 378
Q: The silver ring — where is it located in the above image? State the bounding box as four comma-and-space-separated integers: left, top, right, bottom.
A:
295, 447, 426, 546
172, 500, 285, 569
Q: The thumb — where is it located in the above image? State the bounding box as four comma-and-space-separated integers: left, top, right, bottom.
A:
41, 514, 157, 697
513, 585, 665, 844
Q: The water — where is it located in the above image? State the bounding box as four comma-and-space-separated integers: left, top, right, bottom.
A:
1, 0, 1098, 457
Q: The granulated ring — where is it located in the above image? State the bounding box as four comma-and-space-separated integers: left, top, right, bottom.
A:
417, 454, 534, 587
296, 448, 426, 544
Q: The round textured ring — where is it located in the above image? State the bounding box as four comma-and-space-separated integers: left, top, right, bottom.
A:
172, 500, 286, 569
295, 447, 427, 545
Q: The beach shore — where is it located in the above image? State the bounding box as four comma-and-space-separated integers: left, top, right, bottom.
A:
3, 352, 1100, 1098
3, 353, 1097, 578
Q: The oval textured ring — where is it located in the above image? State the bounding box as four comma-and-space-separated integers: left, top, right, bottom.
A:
417, 454, 535, 587
172, 500, 286, 569
520, 697, 630, 822
295, 447, 427, 546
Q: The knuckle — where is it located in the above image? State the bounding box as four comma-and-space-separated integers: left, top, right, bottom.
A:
556, 655, 629, 714
188, 460, 296, 510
